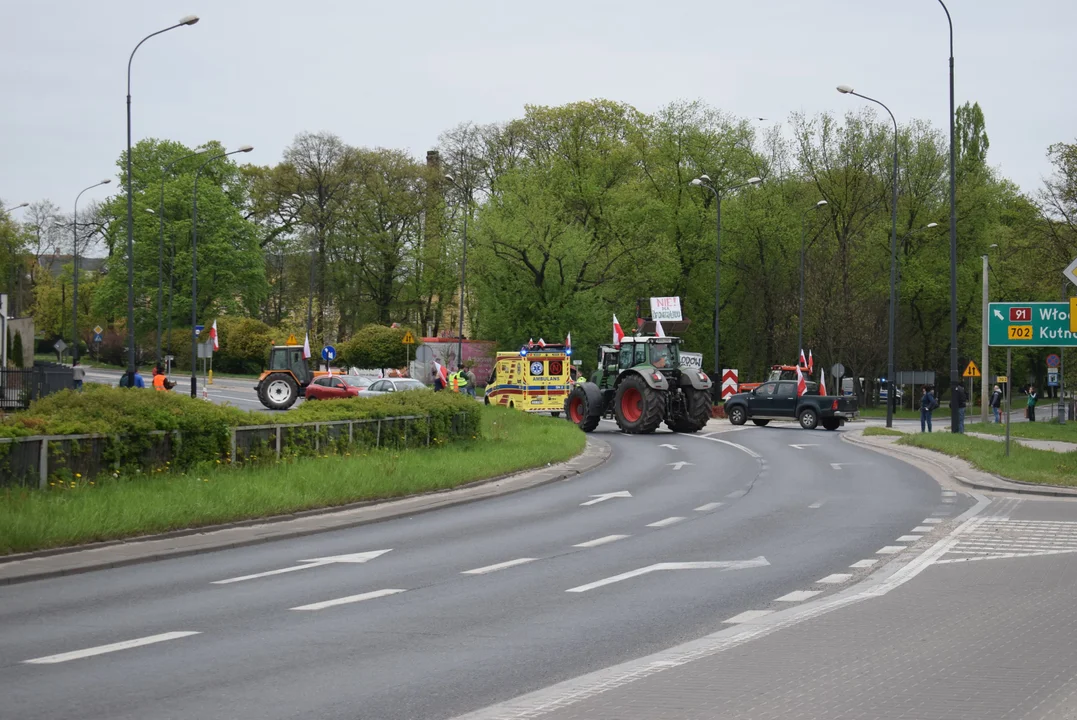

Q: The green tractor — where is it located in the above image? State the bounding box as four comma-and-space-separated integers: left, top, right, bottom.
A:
564, 336, 713, 434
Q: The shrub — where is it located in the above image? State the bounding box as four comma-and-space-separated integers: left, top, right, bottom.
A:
211, 317, 274, 374
11, 330, 23, 368
339, 324, 421, 369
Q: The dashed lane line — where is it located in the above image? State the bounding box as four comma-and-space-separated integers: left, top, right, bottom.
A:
291, 588, 406, 611
573, 535, 629, 549
461, 558, 537, 575
896, 535, 923, 542
694, 502, 724, 512
774, 590, 822, 602
24, 631, 201, 664
646, 516, 685, 528
849, 559, 879, 569
816, 573, 852, 584
876, 545, 907, 555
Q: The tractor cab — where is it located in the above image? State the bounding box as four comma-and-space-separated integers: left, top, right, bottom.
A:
255, 344, 316, 410
268, 345, 313, 385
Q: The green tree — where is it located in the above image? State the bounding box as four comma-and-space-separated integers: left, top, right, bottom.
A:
339, 324, 418, 369
11, 330, 24, 368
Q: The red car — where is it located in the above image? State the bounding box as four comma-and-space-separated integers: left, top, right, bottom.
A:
303, 375, 372, 400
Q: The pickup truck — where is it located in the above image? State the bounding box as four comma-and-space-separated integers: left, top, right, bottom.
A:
724, 380, 858, 430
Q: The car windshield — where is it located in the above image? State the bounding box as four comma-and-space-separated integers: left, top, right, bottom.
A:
341, 376, 371, 388
394, 379, 425, 391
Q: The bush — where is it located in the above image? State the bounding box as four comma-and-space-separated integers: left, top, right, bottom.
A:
339, 324, 421, 369
11, 330, 23, 368
211, 317, 274, 374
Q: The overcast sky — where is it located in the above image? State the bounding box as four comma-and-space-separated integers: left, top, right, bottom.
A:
2, 0, 1074, 215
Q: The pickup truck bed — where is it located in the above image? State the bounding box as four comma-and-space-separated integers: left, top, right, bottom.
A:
724, 380, 858, 430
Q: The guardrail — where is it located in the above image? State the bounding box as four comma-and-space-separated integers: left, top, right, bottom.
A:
0, 412, 471, 489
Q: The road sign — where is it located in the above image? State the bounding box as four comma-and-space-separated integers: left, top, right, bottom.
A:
286, 334, 299, 345
321, 345, 337, 362
93, 325, 103, 335
92, 333, 103, 344
53, 339, 67, 354
1048, 370, 1060, 388
720, 369, 739, 399
989, 302, 1077, 347
962, 360, 981, 378
997, 375, 1008, 384
401, 330, 416, 345
831, 363, 845, 379
1047, 353, 1062, 368
194, 324, 204, 337
1065, 257, 1077, 289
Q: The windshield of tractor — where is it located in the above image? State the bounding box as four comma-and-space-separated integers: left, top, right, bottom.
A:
649, 342, 676, 369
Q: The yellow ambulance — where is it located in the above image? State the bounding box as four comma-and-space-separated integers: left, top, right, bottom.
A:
484, 343, 572, 415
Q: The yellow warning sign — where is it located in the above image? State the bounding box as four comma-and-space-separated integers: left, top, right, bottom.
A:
286, 334, 299, 345
962, 360, 981, 378
401, 331, 416, 345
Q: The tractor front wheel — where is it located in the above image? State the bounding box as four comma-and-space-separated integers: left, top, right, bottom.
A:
566, 385, 600, 432
666, 387, 712, 433
614, 374, 664, 434
259, 373, 299, 410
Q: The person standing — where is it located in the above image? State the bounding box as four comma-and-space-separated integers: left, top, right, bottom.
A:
952, 382, 967, 433
920, 385, 936, 433
463, 364, 476, 398
990, 384, 1003, 423
1027, 385, 1038, 422
71, 359, 85, 391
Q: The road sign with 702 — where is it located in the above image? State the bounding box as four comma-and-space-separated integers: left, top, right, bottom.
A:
988, 301, 1077, 347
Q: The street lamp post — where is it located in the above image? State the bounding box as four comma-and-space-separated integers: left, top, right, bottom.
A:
72, 179, 111, 362
937, 0, 959, 433
799, 200, 828, 355
838, 85, 899, 428
981, 243, 998, 423
190, 146, 253, 398
124, 14, 199, 388
690, 174, 762, 401
445, 174, 469, 369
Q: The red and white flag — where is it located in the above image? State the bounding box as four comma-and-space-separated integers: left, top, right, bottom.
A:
537, 338, 546, 348
565, 332, 572, 350
796, 364, 807, 397
433, 360, 448, 384
799, 349, 807, 369
302, 332, 312, 360
655, 320, 665, 338
613, 315, 625, 347
819, 368, 827, 396
209, 319, 219, 351
808, 349, 814, 374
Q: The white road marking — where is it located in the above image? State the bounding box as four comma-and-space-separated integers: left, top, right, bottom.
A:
849, 558, 879, 568
212, 550, 392, 584
896, 535, 923, 542
659, 444, 679, 450
942, 490, 957, 497
24, 631, 200, 664
566, 557, 770, 593
574, 535, 629, 548
789, 444, 818, 450
816, 573, 852, 584
646, 516, 685, 528
462, 558, 536, 575
679, 433, 761, 459
830, 463, 845, 470
774, 590, 821, 602
668, 461, 693, 471
291, 588, 406, 611
694, 502, 724, 512
942, 497, 955, 503
808, 501, 824, 509
924, 518, 944, 524
877, 545, 907, 555
579, 491, 632, 506
723, 610, 773, 624
912, 526, 933, 533
726, 489, 747, 499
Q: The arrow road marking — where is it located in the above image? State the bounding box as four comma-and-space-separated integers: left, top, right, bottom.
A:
668, 461, 693, 470
789, 444, 818, 450
659, 444, 679, 450
565, 557, 769, 593
580, 491, 632, 506
212, 550, 392, 584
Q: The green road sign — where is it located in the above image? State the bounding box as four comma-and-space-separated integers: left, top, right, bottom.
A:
988, 302, 1077, 347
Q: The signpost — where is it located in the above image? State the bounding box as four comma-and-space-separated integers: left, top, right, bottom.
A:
321, 345, 336, 373
194, 324, 204, 338
401, 331, 415, 375
53, 338, 67, 360
92, 324, 104, 345
988, 302, 1077, 347
720, 369, 738, 400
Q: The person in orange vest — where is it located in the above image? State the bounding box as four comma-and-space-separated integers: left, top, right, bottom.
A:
152, 365, 176, 392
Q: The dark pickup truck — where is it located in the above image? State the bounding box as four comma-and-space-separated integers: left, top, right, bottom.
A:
724, 380, 858, 430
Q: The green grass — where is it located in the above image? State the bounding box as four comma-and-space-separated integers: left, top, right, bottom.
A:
0, 407, 586, 555
967, 417, 1077, 443
899, 432, 1077, 487
863, 426, 905, 437
858, 407, 935, 419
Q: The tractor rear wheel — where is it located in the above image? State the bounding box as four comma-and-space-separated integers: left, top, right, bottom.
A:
614, 374, 663, 434
259, 372, 299, 410
666, 387, 712, 433
566, 385, 600, 432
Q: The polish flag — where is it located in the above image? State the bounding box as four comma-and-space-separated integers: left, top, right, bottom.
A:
799, 349, 807, 369
808, 349, 814, 374
819, 368, 827, 396
209, 319, 219, 351
433, 360, 448, 384
655, 319, 665, 338
565, 332, 571, 350
302, 332, 312, 360
537, 338, 546, 348
613, 315, 625, 347
796, 364, 807, 397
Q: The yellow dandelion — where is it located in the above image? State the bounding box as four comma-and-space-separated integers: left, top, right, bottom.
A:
216, 459, 221, 464
75, 473, 82, 479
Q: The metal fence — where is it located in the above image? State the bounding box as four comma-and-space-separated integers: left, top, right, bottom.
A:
0, 412, 472, 489
0, 362, 75, 411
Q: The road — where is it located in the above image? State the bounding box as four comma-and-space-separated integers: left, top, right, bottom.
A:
0, 421, 957, 720
83, 367, 277, 412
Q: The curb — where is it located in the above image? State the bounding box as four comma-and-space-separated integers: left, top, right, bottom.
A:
843, 430, 1077, 498
0, 438, 612, 585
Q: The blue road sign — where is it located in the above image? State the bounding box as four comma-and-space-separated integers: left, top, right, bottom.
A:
92, 332, 103, 343
321, 345, 337, 362
194, 324, 204, 337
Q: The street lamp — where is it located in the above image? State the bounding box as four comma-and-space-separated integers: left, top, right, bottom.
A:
445, 174, 469, 369
837, 84, 899, 428
690, 174, 762, 401
72, 179, 111, 362
981, 242, 998, 422
3, 203, 29, 214
124, 14, 199, 388
799, 199, 828, 355
190, 145, 252, 398
937, 0, 959, 433
154, 147, 210, 365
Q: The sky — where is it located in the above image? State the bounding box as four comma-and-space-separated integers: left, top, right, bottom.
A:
2, 0, 1075, 217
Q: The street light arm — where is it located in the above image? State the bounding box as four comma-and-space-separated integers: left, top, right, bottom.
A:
127, 18, 199, 95
848, 90, 898, 137
938, 0, 954, 57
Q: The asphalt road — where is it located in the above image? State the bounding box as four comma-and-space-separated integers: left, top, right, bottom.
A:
0, 420, 956, 720
84, 367, 280, 412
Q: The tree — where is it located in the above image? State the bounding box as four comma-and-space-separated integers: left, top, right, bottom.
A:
955, 101, 990, 181
11, 330, 24, 368
339, 324, 418, 369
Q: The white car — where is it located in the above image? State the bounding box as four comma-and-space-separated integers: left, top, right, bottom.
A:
356, 378, 428, 397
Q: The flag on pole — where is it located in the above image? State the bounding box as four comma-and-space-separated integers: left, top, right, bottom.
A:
655, 319, 665, 338
302, 332, 312, 360
819, 367, 827, 396
808, 349, 814, 374
566, 332, 572, 350
613, 315, 625, 347
209, 319, 219, 351
796, 364, 807, 397
433, 359, 448, 385
528, 338, 535, 349
537, 338, 546, 348
799, 349, 807, 369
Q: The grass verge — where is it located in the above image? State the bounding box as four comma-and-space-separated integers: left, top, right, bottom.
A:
0, 407, 586, 555
863, 426, 904, 437
966, 418, 1077, 443
898, 432, 1077, 487
858, 407, 936, 419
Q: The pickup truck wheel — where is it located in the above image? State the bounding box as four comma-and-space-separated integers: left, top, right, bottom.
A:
728, 405, 747, 426
665, 387, 712, 433
752, 419, 770, 427
613, 374, 663, 434
799, 408, 819, 430
822, 418, 840, 431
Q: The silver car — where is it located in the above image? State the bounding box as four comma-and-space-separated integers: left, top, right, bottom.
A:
356, 378, 429, 397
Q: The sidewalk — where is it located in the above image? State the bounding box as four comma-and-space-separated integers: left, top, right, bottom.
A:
459, 497, 1077, 720
966, 431, 1077, 453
